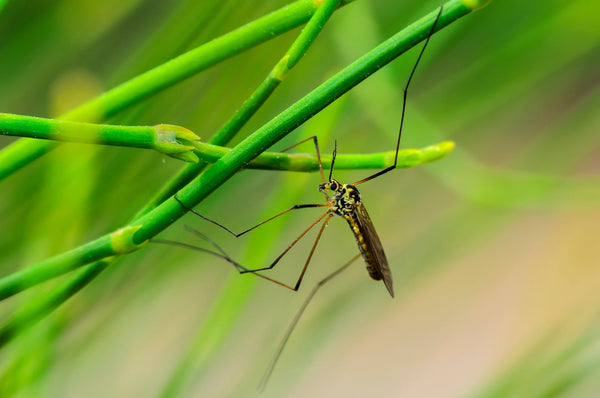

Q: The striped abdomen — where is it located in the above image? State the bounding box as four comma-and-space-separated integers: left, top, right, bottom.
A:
345, 213, 383, 281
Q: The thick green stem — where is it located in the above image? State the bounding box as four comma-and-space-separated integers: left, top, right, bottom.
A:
0, 237, 114, 301
0, 259, 110, 349
0, 0, 356, 181
0, 226, 145, 301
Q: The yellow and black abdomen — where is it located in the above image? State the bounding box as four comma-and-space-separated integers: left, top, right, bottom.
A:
346, 214, 383, 281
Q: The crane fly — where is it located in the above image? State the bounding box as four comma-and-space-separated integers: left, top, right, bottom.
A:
318, 151, 394, 297
153, 4, 443, 391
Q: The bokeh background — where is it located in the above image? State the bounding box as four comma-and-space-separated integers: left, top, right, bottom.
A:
0, 0, 599, 397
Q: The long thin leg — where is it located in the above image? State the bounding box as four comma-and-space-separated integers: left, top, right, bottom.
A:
175, 196, 328, 238
290, 213, 331, 291
279, 135, 326, 185
353, 5, 443, 186
153, 211, 331, 291
152, 237, 305, 289
150, 238, 249, 274
186, 210, 330, 275
258, 253, 362, 391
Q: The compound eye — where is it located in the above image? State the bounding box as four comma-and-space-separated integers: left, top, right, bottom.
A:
330, 180, 339, 191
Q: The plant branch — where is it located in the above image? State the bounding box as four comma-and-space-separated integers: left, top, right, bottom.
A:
0, 113, 454, 169
0, 259, 111, 348
193, 140, 455, 171
0, 113, 201, 163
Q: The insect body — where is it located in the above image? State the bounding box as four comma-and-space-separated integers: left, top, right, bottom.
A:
320, 179, 393, 297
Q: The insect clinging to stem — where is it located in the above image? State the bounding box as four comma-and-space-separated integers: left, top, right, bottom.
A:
153, 4, 444, 390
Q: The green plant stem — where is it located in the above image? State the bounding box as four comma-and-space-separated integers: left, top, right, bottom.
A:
0, 0, 479, 305
224, 0, 342, 142
0, 113, 201, 162
0, 237, 114, 302
0, 224, 145, 302
194, 140, 455, 171
0, 260, 110, 348
0, 0, 356, 181
0, 113, 453, 169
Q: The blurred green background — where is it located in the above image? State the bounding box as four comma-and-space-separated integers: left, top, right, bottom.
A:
0, 0, 599, 397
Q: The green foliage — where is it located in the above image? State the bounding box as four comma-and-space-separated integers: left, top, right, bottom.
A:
0, 0, 599, 397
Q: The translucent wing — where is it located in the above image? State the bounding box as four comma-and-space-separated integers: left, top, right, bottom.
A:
356, 203, 394, 297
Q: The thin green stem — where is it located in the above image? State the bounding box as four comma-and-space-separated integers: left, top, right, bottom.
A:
0, 0, 478, 308
0, 0, 356, 181
0, 113, 201, 163
0, 225, 145, 302
280, 0, 342, 72
193, 140, 455, 171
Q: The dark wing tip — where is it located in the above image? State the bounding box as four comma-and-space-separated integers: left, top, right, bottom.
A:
384, 278, 394, 298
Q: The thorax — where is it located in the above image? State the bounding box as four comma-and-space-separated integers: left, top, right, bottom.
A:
330, 183, 362, 218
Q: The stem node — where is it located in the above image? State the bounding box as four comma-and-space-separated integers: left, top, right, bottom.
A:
111, 226, 147, 254
153, 124, 201, 163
